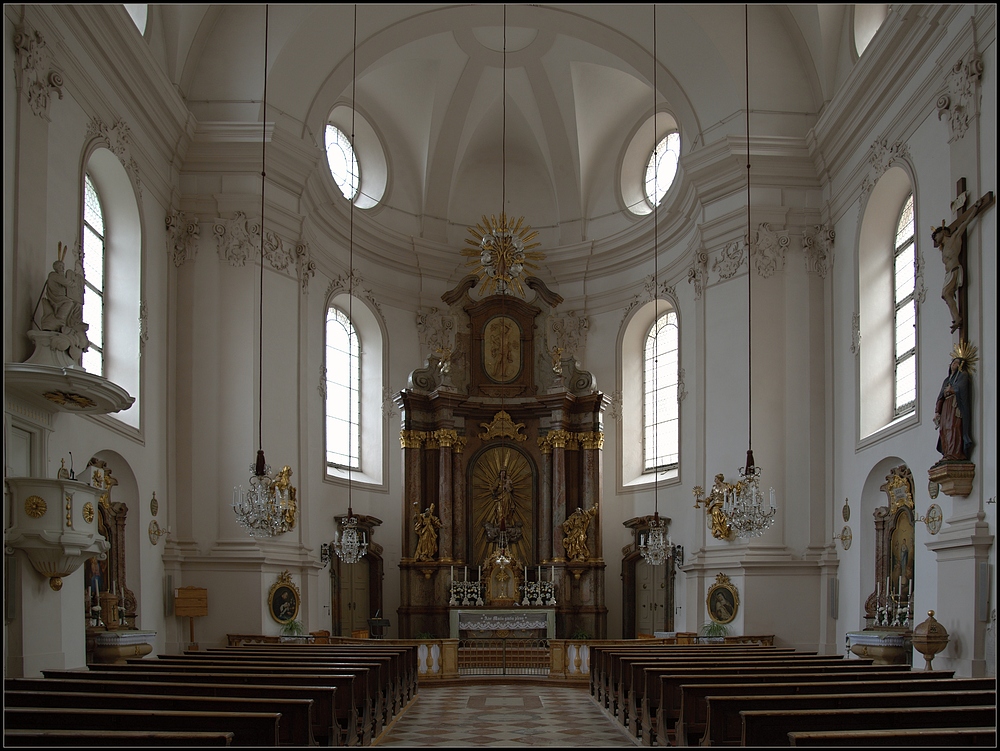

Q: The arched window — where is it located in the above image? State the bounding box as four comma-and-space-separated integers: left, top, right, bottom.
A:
83, 148, 142, 431
81, 173, 106, 375
325, 306, 360, 470
858, 166, 917, 442
324, 292, 387, 489
643, 311, 679, 471
893, 194, 916, 416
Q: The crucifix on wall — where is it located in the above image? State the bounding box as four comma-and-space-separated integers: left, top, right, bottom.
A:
931, 178, 994, 339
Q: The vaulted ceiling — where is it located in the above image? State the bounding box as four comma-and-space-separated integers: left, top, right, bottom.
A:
156, 4, 854, 284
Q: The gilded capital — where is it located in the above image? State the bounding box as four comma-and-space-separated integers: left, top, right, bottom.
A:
579, 431, 604, 450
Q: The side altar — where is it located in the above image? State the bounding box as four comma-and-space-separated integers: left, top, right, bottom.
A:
395, 226, 607, 640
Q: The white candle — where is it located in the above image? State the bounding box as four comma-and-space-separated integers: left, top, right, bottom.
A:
451, 566, 454, 584
464, 566, 468, 581
538, 565, 541, 579
478, 565, 481, 581
908, 579, 912, 598
524, 565, 528, 580
876, 581, 880, 600
551, 565, 554, 581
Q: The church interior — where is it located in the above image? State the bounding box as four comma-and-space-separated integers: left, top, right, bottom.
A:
4, 2, 997, 703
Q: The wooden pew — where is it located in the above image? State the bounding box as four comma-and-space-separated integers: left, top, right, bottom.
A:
681, 674, 987, 746
95, 660, 379, 746
169, 649, 401, 726
702, 689, 996, 747
3, 690, 317, 747
8, 676, 339, 747
740, 705, 997, 747
788, 727, 998, 746
211, 644, 419, 708
626, 654, 849, 737
3, 707, 281, 747
42, 669, 359, 747
4, 729, 236, 746
652, 666, 914, 747
593, 645, 788, 711
147, 653, 390, 734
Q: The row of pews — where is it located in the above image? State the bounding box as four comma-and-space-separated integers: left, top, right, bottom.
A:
590, 642, 997, 746
4, 642, 420, 747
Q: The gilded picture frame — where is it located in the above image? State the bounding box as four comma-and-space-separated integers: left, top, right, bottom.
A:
706, 573, 739, 625
268, 570, 300, 624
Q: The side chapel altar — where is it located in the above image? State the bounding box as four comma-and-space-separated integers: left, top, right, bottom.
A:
395, 222, 607, 640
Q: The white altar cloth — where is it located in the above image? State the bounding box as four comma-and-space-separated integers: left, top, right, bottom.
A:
450, 608, 555, 638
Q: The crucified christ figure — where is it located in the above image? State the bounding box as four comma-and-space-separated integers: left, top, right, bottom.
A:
932, 190, 994, 334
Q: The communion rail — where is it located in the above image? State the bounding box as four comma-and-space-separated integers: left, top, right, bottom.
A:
458, 637, 550, 676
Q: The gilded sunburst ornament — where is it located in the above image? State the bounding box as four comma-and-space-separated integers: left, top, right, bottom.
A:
463, 213, 543, 297
25, 495, 47, 518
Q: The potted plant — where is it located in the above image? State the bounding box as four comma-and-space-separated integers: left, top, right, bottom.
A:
279, 619, 305, 641
699, 621, 729, 642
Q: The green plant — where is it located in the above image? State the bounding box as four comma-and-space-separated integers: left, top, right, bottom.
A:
414, 631, 434, 640
569, 628, 593, 640
280, 619, 305, 636
699, 621, 730, 638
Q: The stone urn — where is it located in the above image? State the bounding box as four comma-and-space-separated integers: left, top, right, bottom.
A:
911, 610, 949, 670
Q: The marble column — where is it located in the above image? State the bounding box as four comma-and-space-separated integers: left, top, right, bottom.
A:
549, 430, 570, 561
452, 437, 467, 562
401, 430, 425, 558
436, 429, 456, 561
581, 431, 604, 558
538, 435, 553, 561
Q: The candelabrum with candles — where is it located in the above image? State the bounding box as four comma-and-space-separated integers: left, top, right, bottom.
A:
449, 577, 484, 606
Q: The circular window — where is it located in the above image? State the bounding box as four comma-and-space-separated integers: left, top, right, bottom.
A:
644, 131, 680, 208
325, 124, 360, 201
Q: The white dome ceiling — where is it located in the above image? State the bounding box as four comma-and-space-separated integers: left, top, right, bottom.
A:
168, 4, 846, 284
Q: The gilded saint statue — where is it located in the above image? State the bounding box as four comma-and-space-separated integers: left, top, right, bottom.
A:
413, 502, 442, 562
271, 465, 298, 529
693, 474, 733, 540
562, 503, 599, 561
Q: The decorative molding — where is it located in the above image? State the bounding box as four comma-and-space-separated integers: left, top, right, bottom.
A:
13, 27, 64, 119
416, 307, 456, 357
479, 410, 527, 442
382, 387, 398, 420
851, 311, 861, 357
677, 367, 688, 403
915, 245, 927, 304
138, 299, 148, 354
937, 54, 984, 142
712, 240, 745, 280
214, 211, 260, 267
687, 248, 709, 300
621, 274, 657, 325
293, 243, 317, 292
860, 138, 911, 198
165, 211, 200, 267
548, 312, 590, 360
750, 223, 789, 279
608, 390, 623, 421
318, 364, 326, 400
86, 117, 141, 199
802, 224, 835, 279
325, 272, 386, 327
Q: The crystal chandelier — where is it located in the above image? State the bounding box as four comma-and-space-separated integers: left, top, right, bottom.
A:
723, 451, 776, 539
726, 5, 777, 540
233, 4, 296, 538
331, 507, 368, 564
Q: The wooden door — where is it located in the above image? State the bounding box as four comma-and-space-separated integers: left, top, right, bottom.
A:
635, 558, 666, 636
337, 560, 370, 636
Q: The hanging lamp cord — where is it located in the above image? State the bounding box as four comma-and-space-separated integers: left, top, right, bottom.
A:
744, 4, 754, 473
348, 3, 358, 513
255, 4, 269, 476
652, 3, 659, 518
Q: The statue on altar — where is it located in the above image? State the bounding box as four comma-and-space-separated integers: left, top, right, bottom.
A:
413, 503, 441, 561
562, 503, 598, 561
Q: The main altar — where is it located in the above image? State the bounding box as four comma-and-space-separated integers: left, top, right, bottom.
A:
395, 232, 607, 640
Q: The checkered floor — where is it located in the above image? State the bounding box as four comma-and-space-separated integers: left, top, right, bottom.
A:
375, 680, 638, 747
